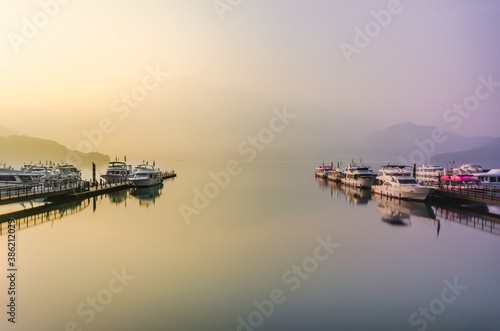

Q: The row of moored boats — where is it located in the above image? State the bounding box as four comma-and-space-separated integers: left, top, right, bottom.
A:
101, 161, 166, 187
0, 160, 170, 189
315, 161, 500, 201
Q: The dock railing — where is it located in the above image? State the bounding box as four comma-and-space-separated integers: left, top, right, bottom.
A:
438, 185, 500, 203
0, 181, 91, 202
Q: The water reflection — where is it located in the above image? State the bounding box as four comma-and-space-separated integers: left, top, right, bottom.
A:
316, 178, 500, 237
130, 184, 163, 207
0, 183, 165, 234
327, 180, 371, 205
108, 189, 129, 205
0, 199, 91, 236
373, 193, 437, 229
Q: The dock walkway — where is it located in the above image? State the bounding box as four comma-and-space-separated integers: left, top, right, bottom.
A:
435, 186, 500, 206
0, 171, 176, 206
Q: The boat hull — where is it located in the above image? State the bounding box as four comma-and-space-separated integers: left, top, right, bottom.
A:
341, 177, 376, 188
371, 185, 434, 201
129, 177, 163, 188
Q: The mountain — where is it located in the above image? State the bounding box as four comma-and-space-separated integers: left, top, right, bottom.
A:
0, 125, 19, 136
0, 135, 109, 168
431, 138, 500, 169
354, 122, 494, 163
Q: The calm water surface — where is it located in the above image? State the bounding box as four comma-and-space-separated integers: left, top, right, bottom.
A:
1, 161, 499, 331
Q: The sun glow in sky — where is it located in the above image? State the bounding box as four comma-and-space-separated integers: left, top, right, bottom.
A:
1, 0, 499, 159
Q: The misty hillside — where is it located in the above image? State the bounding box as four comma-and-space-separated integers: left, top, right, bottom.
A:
0, 135, 109, 167
431, 138, 500, 168
0, 125, 19, 136
355, 122, 494, 161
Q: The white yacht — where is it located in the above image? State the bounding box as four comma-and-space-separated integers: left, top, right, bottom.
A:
315, 163, 332, 178
371, 165, 434, 201
55, 163, 81, 180
327, 162, 345, 182
0, 169, 41, 187
474, 169, 500, 187
129, 164, 163, 187
101, 161, 133, 183
416, 164, 445, 187
453, 162, 484, 174
341, 162, 377, 188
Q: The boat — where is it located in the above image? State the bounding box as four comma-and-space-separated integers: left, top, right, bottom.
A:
416, 164, 445, 187
453, 162, 484, 174
128, 163, 163, 187
0, 165, 45, 188
327, 162, 345, 182
371, 165, 435, 201
341, 161, 377, 188
474, 169, 500, 187
440, 167, 481, 188
101, 161, 133, 183
54, 163, 81, 180
315, 162, 332, 178
0, 170, 41, 188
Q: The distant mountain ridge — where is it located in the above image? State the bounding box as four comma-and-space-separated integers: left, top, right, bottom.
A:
350, 122, 495, 164
431, 138, 500, 169
0, 135, 109, 168
0, 125, 19, 136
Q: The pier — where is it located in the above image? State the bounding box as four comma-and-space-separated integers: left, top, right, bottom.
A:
434, 186, 500, 206
0, 170, 176, 207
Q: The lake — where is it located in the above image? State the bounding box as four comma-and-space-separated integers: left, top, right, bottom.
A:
1, 161, 499, 331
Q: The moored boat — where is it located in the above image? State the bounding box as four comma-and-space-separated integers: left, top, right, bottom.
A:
474, 169, 500, 187
101, 161, 133, 183
341, 161, 377, 188
315, 162, 332, 178
371, 165, 434, 201
440, 168, 481, 188
416, 164, 445, 187
129, 163, 163, 187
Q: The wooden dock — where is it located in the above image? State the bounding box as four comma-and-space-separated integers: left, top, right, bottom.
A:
434, 186, 500, 206
0, 171, 176, 206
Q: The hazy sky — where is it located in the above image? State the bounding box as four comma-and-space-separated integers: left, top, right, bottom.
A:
1, 0, 499, 158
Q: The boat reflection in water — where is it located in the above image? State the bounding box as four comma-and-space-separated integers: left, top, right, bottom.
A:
107, 189, 129, 205
373, 193, 437, 228
327, 181, 371, 205
130, 184, 163, 207
343, 185, 371, 206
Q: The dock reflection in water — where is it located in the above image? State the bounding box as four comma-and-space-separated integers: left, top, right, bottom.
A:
316, 178, 499, 237
0, 183, 164, 235
0, 199, 91, 236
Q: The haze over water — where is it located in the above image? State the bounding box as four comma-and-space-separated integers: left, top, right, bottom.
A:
1, 1, 500, 330
1, 161, 498, 331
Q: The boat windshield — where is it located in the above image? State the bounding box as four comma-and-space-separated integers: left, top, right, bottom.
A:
399, 179, 417, 184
